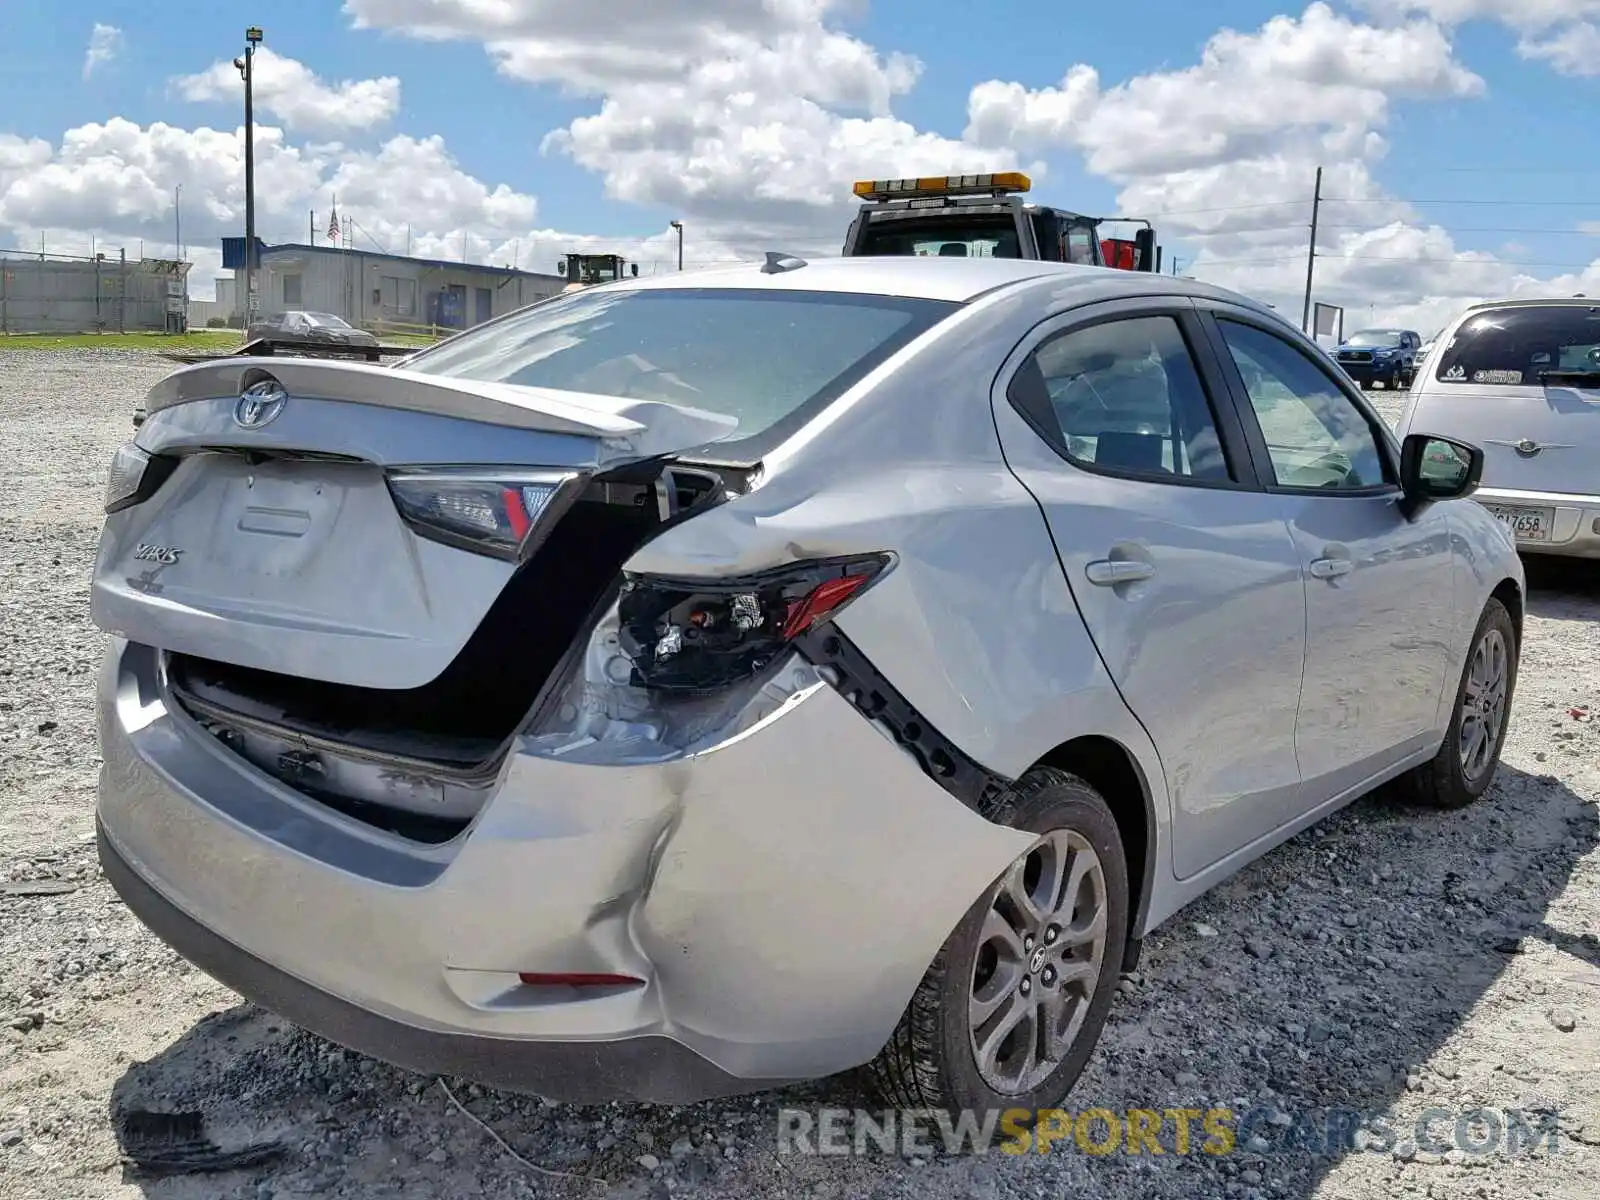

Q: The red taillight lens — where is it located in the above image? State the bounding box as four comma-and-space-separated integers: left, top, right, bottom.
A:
617, 554, 892, 694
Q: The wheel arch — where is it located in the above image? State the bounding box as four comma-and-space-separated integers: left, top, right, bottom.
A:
1491, 576, 1523, 646
1031, 734, 1156, 972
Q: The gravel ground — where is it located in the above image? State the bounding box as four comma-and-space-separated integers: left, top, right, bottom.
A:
2, 355, 1597, 1200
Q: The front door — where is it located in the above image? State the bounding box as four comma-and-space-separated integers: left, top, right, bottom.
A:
1206, 312, 1457, 799
475, 287, 492, 326
993, 303, 1310, 879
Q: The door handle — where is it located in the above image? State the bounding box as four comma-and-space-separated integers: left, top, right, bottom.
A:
1309, 557, 1353, 580
1086, 559, 1156, 586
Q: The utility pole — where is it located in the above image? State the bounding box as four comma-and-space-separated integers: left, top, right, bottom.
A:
309, 210, 315, 245
174, 184, 182, 264
236, 27, 264, 322
1300, 165, 1323, 334
670, 220, 684, 271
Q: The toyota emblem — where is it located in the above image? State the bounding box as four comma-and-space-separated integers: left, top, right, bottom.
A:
235, 379, 287, 429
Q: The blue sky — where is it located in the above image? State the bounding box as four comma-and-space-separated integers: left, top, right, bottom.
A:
2, 0, 1598, 325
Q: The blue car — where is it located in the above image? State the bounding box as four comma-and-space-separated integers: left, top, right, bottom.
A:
1333, 328, 1421, 389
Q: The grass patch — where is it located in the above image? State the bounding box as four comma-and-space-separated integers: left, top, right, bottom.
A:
0, 330, 245, 353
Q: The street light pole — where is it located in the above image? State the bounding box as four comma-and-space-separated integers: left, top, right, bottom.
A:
237, 27, 264, 322
670, 220, 683, 271
174, 184, 182, 263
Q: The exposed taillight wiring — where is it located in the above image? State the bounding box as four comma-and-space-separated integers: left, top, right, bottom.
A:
616, 554, 893, 695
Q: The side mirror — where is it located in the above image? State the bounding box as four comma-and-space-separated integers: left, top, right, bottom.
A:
557, 261, 566, 275
1398, 433, 1482, 520
1134, 227, 1157, 272
631, 263, 639, 277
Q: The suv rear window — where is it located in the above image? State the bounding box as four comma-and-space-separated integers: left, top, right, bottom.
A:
1434, 304, 1600, 385
402, 287, 959, 456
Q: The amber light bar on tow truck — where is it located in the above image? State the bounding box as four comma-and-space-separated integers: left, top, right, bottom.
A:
852, 173, 1032, 203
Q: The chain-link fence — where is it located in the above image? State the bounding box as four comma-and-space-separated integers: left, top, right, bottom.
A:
0, 251, 191, 334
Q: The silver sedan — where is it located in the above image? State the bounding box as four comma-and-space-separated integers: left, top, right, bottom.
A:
92, 255, 1523, 1115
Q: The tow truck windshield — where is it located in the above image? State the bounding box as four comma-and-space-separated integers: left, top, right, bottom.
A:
856, 215, 1022, 258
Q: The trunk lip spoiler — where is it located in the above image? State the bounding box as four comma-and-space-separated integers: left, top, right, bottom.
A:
142, 356, 741, 447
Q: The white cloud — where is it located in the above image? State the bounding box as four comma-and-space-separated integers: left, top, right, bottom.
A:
7, 3, 1600, 328
959, 2, 1600, 328
174, 48, 401, 134
1518, 21, 1600, 74
0, 117, 719, 301
349, 0, 1018, 248
83, 23, 123, 80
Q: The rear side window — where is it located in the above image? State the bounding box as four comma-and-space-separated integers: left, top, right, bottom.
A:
1008, 315, 1234, 483
1435, 305, 1600, 385
403, 288, 958, 455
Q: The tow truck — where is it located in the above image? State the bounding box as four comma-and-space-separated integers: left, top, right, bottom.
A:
557, 252, 639, 293
841, 173, 1161, 272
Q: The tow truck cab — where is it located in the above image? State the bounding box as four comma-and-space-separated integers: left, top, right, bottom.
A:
557, 253, 638, 293
841, 173, 1159, 272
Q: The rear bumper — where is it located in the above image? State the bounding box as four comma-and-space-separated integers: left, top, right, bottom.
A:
96, 822, 771, 1103
1475, 486, 1600, 559
96, 638, 1030, 1102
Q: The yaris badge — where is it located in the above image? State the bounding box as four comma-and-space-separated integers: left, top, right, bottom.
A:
234, 379, 287, 428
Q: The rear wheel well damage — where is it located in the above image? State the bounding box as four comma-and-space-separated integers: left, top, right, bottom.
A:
796, 627, 1154, 975
1034, 736, 1154, 973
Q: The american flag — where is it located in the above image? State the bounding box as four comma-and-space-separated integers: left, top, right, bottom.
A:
327, 204, 340, 242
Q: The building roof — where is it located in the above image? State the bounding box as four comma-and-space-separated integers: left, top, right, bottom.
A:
220, 237, 562, 282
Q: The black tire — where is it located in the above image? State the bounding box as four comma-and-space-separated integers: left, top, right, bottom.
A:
1396, 598, 1518, 809
864, 768, 1129, 1116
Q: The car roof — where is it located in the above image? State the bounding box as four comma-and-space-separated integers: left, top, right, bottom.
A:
602, 254, 1269, 309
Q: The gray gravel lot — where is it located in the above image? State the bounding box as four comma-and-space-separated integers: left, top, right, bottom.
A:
2, 354, 1597, 1200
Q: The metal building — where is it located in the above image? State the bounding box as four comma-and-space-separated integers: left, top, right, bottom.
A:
220, 238, 566, 334
0, 252, 190, 334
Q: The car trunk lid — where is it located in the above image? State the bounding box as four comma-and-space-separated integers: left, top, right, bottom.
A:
92, 356, 739, 692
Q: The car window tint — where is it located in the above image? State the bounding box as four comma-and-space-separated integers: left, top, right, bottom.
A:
1011, 315, 1233, 482
1217, 320, 1391, 491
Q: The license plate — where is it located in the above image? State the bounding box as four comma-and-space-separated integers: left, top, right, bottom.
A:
1485, 504, 1553, 542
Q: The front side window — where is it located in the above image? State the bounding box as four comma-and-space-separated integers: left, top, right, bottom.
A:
1434, 304, 1600, 385
1218, 320, 1390, 491
403, 288, 958, 455
281, 273, 302, 305
1008, 315, 1233, 482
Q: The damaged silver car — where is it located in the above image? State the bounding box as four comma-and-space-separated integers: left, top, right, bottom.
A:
93, 255, 1523, 1113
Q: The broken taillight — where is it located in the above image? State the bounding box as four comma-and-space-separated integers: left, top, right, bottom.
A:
385, 468, 579, 561
616, 554, 892, 694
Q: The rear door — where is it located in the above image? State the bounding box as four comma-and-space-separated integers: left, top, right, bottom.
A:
1203, 308, 1457, 797
991, 299, 1311, 879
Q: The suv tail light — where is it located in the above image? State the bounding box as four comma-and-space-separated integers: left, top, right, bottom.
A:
617, 554, 892, 694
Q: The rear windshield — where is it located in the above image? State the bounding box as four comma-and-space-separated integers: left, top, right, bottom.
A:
401, 287, 959, 456
857, 214, 1022, 259
1434, 305, 1600, 385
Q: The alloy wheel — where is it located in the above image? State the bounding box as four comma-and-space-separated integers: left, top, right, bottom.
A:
1459, 626, 1509, 784
967, 829, 1108, 1095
